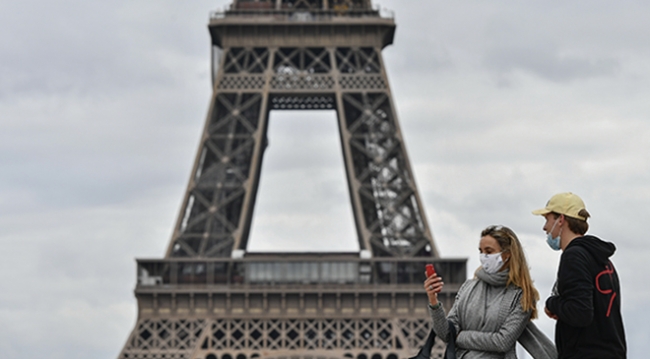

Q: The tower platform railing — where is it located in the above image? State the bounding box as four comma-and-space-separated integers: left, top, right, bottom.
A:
136, 256, 467, 288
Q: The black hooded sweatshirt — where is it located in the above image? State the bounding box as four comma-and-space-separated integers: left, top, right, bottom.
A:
546, 235, 626, 358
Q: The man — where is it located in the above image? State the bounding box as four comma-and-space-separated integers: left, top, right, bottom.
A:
532, 192, 626, 358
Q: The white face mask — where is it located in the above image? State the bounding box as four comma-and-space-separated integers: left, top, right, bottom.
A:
480, 252, 505, 274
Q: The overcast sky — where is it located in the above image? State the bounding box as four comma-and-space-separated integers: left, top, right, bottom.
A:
1, 1, 648, 358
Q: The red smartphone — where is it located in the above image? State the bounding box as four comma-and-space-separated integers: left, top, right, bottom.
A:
426, 264, 436, 277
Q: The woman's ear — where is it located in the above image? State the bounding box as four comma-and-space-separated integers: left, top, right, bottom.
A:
501, 251, 511, 263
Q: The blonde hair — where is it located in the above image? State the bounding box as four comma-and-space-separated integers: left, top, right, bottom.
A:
481, 225, 540, 319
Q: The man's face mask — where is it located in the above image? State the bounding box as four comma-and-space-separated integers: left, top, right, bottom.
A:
546, 217, 561, 251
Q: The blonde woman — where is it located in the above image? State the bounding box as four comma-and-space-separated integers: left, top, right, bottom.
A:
424, 225, 555, 359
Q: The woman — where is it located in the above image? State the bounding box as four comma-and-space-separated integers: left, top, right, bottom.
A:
425, 225, 554, 359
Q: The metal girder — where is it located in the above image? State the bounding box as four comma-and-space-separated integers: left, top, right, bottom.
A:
164, 44, 438, 259
119, 317, 447, 359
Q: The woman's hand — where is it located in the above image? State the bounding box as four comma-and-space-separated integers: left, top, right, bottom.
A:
424, 273, 444, 306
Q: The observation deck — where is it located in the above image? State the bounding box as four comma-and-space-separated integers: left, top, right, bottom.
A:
134, 255, 466, 319
209, 1, 396, 48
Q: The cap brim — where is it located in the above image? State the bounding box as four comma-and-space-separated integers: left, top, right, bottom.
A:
531, 208, 550, 216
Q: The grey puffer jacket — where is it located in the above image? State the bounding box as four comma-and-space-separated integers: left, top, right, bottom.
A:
428, 269, 556, 359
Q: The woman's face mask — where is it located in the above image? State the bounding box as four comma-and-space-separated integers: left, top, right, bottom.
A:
480, 252, 505, 273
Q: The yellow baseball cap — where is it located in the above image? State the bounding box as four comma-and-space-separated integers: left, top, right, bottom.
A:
532, 192, 588, 220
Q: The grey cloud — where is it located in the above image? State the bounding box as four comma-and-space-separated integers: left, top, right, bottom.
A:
262, 110, 346, 172
0, 1, 214, 99
0, 126, 195, 209
484, 46, 620, 83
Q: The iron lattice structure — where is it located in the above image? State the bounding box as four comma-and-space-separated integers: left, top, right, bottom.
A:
119, 1, 467, 359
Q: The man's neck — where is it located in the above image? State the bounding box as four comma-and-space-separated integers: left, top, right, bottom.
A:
560, 232, 582, 251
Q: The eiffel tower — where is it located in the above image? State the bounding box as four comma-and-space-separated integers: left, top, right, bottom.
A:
118, 1, 466, 358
